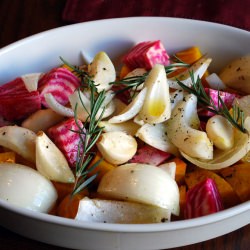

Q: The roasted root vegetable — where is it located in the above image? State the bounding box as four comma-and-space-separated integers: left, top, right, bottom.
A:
184, 178, 224, 219
0, 163, 57, 213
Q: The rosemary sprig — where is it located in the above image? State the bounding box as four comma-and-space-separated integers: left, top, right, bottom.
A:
177, 71, 247, 133
60, 57, 105, 196
71, 87, 105, 196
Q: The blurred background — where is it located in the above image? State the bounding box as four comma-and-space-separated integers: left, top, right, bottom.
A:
0, 0, 249, 48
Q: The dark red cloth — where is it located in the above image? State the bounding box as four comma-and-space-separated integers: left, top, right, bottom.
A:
62, 0, 250, 31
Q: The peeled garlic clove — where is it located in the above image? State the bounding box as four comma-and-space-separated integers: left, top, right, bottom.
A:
88, 51, 116, 92
181, 117, 250, 170
136, 123, 179, 155
21, 73, 43, 92
168, 57, 212, 89
139, 64, 171, 124
36, 131, 75, 183
206, 115, 234, 150
108, 87, 147, 123
97, 163, 180, 215
0, 163, 57, 213
21, 109, 65, 133
75, 197, 170, 224
166, 94, 213, 160
96, 131, 137, 165
0, 126, 36, 162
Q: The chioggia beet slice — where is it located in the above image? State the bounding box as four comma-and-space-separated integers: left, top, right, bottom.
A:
47, 118, 85, 167
184, 178, 224, 219
38, 67, 80, 108
122, 40, 170, 70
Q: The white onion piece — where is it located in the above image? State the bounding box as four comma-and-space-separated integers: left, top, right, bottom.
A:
136, 123, 179, 155
97, 163, 180, 215
166, 94, 213, 160
139, 64, 171, 124
98, 120, 140, 136
0, 163, 57, 213
21, 73, 43, 92
88, 51, 116, 92
97, 131, 137, 165
75, 197, 170, 224
168, 57, 212, 89
0, 126, 36, 162
21, 109, 64, 133
108, 87, 147, 123
44, 93, 74, 117
205, 73, 226, 90
36, 131, 75, 183
69, 90, 115, 121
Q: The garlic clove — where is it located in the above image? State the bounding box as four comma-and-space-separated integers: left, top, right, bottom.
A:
206, 115, 234, 150
96, 131, 137, 165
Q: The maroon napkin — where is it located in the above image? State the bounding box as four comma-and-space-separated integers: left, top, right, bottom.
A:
62, 0, 249, 31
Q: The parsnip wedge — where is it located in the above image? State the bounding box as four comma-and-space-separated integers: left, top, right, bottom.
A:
0, 126, 36, 162
36, 131, 75, 183
75, 197, 170, 224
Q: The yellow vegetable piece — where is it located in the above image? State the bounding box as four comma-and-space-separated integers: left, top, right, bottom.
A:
185, 168, 240, 208
0, 151, 16, 163
87, 152, 116, 184
220, 163, 250, 202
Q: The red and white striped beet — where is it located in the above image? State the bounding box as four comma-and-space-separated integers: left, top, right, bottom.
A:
122, 40, 170, 70
47, 118, 85, 167
38, 67, 80, 108
0, 77, 41, 121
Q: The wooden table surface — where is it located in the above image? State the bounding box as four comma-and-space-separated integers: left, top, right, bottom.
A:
0, 0, 249, 249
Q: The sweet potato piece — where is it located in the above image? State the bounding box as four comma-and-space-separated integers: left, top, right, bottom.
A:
170, 157, 187, 185
0, 151, 16, 163
220, 163, 250, 202
179, 185, 187, 219
87, 152, 116, 184
185, 168, 240, 208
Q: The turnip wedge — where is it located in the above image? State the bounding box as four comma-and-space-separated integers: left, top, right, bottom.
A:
75, 197, 170, 224
0, 126, 36, 162
181, 117, 250, 170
